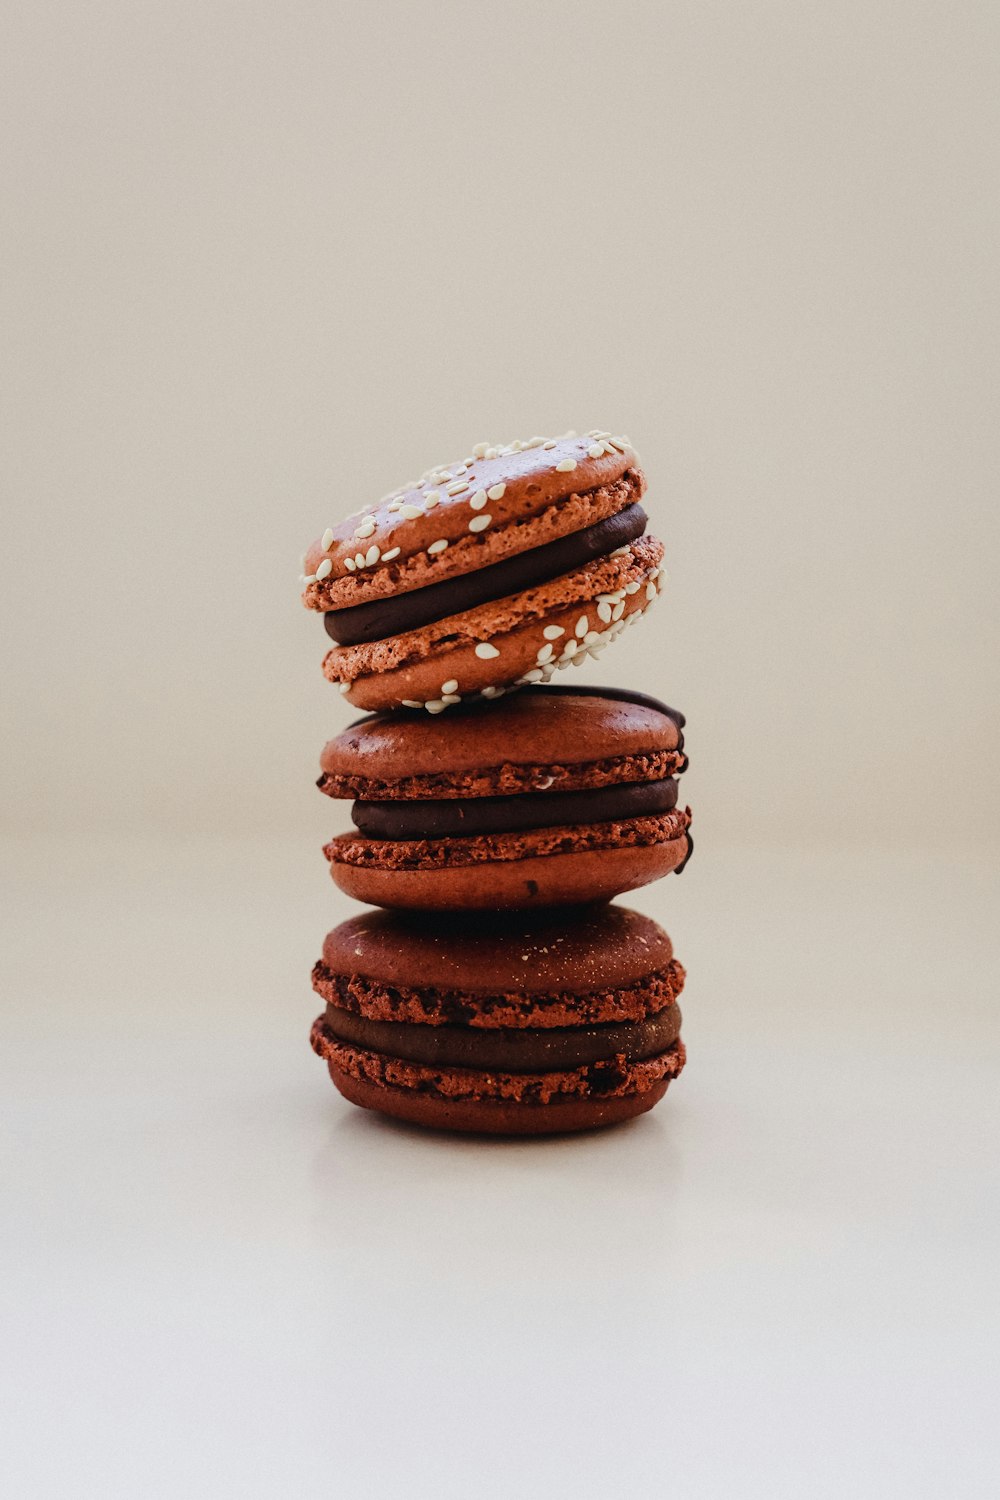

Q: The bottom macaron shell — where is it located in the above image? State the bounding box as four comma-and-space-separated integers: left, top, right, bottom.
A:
317, 1034, 685, 1136
328, 835, 689, 909
327, 810, 691, 908
326, 1062, 674, 1134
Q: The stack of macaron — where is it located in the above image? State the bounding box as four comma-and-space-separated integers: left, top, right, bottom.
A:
300, 429, 692, 1134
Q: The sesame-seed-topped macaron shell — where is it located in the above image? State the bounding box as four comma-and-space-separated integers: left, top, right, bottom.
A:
302, 432, 641, 610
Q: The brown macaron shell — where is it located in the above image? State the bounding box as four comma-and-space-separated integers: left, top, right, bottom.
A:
323, 537, 664, 711
319, 685, 685, 799
302, 433, 641, 612
312, 903, 683, 1026
324, 1061, 676, 1134
315, 1036, 685, 1136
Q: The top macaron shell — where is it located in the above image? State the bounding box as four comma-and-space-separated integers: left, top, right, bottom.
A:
319, 903, 678, 1003
301, 431, 641, 612
319, 687, 686, 798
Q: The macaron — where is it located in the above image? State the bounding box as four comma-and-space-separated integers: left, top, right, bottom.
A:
301, 430, 665, 712
319, 684, 692, 909
309, 904, 687, 1134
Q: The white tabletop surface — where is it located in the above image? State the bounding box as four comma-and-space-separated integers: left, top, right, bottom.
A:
3, 835, 997, 1499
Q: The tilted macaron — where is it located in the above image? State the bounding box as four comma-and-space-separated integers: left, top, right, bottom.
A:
301, 430, 665, 712
318, 684, 692, 910
309, 904, 686, 1134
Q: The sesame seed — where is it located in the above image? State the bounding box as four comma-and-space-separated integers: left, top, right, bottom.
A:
526, 436, 546, 448
536, 776, 554, 789
321, 528, 334, 551
365, 545, 381, 567
486, 483, 506, 500
587, 444, 605, 459
354, 518, 376, 537
302, 573, 316, 584
442, 694, 461, 706
610, 545, 630, 558
475, 642, 500, 659
646, 581, 657, 599
424, 490, 441, 504
441, 679, 458, 695
612, 601, 626, 620
555, 458, 577, 473
575, 615, 588, 637
402, 699, 423, 708
344, 558, 356, 571
400, 504, 424, 520
472, 443, 489, 459
468, 514, 491, 533
536, 644, 554, 664
561, 639, 580, 658
625, 580, 640, 594
484, 447, 499, 460
447, 480, 469, 496
542, 625, 564, 640
381, 546, 400, 562
425, 701, 447, 714
584, 631, 601, 645
469, 489, 488, 510
436, 471, 454, 482
387, 501, 402, 512
597, 602, 613, 623
480, 685, 501, 698
354, 552, 366, 568
522, 669, 544, 682
428, 539, 448, 555
339, 682, 352, 694
315, 558, 333, 581
543, 440, 557, 449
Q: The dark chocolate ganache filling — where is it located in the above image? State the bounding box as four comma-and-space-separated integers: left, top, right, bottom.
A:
320, 1002, 683, 1071
351, 777, 679, 840
324, 503, 648, 646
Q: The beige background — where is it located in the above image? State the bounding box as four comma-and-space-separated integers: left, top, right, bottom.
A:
3, 7, 1000, 1498
3, 0, 998, 845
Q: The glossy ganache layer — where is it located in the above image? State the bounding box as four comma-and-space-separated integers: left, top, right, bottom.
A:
317, 1001, 682, 1071
350, 776, 679, 839
324, 505, 648, 645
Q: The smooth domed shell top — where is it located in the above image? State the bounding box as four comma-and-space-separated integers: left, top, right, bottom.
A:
302, 430, 642, 611
321, 905, 675, 994
320, 689, 683, 783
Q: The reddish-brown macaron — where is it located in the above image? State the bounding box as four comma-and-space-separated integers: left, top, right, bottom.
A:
310, 904, 687, 1134
319, 684, 692, 910
300, 430, 666, 712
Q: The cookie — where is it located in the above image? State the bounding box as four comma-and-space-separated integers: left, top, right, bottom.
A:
309, 904, 687, 1134
300, 430, 665, 711
319, 685, 692, 909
